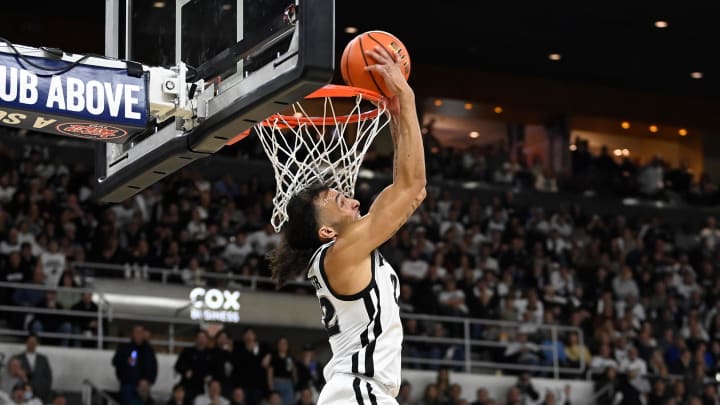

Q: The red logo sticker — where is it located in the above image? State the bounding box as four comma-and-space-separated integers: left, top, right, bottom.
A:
56, 123, 128, 140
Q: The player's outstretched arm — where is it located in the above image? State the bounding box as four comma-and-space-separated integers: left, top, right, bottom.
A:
332, 45, 427, 262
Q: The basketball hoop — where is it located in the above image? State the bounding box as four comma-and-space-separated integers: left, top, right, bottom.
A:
253, 84, 390, 232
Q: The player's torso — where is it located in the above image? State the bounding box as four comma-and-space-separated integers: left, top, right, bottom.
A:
307, 242, 403, 396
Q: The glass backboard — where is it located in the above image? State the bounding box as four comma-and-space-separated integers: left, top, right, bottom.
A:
95, 0, 334, 203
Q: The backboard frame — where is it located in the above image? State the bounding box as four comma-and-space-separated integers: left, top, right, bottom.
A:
95, 0, 335, 203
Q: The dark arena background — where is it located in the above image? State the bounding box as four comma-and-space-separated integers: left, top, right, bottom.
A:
1, 1, 720, 405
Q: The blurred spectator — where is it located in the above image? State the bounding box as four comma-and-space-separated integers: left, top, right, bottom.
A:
0, 357, 28, 394
637, 155, 665, 199
396, 380, 415, 405
0, 228, 21, 256
700, 384, 717, 405
434, 368, 451, 404
618, 347, 649, 395
246, 224, 281, 257
223, 231, 252, 269
294, 388, 312, 405
294, 344, 323, 396
504, 386, 522, 405
0, 173, 16, 203
260, 391, 282, 405
211, 331, 234, 397
55, 271, 79, 309
187, 208, 208, 241
612, 266, 639, 301
230, 387, 247, 405
540, 386, 571, 405
266, 337, 296, 405
39, 241, 65, 288
50, 392, 67, 405
132, 379, 155, 405
514, 372, 540, 403
437, 275, 468, 318
647, 378, 669, 404
112, 325, 158, 405
504, 333, 541, 368
469, 388, 491, 405
70, 291, 100, 347
167, 384, 186, 405
13, 334, 52, 403
669, 379, 687, 404
1, 253, 28, 327
492, 162, 516, 185
193, 380, 229, 405
175, 330, 215, 405
699, 216, 720, 254
11, 268, 46, 315
0, 381, 42, 405
29, 290, 73, 346
535, 168, 559, 193
446, 383, 464, 405
665, 159, 693, 195
420, 383, 441, 405
589, 344, 617, 377
570, 138, 592, 182
232, 328, 270, 405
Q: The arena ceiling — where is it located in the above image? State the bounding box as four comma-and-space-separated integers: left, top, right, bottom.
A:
1, 2, 718, 100
335, 1, 720, 101
2, 0, 719, 136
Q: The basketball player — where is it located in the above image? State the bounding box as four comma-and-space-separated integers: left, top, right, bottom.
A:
268, 44, 426, 404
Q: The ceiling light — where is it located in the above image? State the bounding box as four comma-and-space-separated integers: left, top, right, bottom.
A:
622, 149, 630, 156
464, 103, 473, 110
679, 128, 688, 136
621, 121, 630, 129
654, 20, 668, 28
493, 106, 503, 114
434, 99, 443, 107
690, 72, 703, 79
152, 1, 166, 8
569, 144, 577, 151
548, 53, 562, 61
469, 131, 480, 139
344, 26, 359, 34
613, 149, 622, 157
649, 125, 659, 133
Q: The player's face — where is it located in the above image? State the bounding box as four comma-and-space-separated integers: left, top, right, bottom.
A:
317, 189, 360, 223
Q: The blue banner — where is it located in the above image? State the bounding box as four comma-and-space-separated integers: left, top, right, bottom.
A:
0, 51, 148, 142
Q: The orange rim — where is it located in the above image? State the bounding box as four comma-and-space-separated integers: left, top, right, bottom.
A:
262, 84, 385, 127
226, 84, 385, 145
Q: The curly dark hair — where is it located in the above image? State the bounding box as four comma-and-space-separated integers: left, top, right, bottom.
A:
267, 182, 330, 287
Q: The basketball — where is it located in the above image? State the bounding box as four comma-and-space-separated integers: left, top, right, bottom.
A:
340, 30, 411, 98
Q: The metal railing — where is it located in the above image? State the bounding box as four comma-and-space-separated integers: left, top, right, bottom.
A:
0, 278, 203, 352
0, 282, 586, 378
400, 313, 586, 378
82, 379, 120, 405
72, 260, 313, 290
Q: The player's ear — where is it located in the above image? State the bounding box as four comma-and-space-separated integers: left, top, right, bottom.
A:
318, 225, 336, 241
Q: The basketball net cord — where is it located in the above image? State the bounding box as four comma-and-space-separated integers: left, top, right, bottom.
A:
254, 90, 390, 232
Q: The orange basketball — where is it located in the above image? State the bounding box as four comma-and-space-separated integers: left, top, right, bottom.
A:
340, 30, 411, 98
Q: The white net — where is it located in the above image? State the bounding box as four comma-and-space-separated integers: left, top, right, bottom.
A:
254, 85, 391, 232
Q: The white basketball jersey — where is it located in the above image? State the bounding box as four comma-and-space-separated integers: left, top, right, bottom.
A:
307, 241, 403, 397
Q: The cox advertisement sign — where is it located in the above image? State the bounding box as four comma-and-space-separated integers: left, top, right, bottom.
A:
0, 51, 148, 142
189, 288, 241, 323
